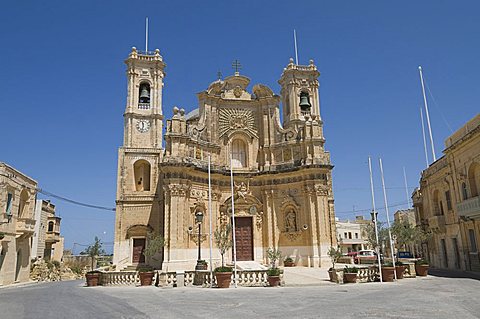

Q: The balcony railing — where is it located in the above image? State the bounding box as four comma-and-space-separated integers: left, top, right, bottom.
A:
456, 196, 480, 220
45, 231, 61, 243
138, 103, 150, 110
16, 217, 35, 235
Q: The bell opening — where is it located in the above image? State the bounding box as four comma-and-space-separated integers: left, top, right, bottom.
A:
299, 92, 311, 112
139, 83, 151, 104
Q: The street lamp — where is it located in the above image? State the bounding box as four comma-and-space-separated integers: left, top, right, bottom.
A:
195, 211, 204, 271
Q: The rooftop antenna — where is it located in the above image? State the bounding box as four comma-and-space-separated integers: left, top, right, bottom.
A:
293, 29, 299, 65
145, 17, 149, 53
418, 66, 436, 161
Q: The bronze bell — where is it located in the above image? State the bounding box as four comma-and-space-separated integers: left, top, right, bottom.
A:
140, 87, 150, 103
299, 93, 311, 109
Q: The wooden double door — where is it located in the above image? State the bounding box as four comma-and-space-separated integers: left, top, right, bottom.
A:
234, 217, 253, 261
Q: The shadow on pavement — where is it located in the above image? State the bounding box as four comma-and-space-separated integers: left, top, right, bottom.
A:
429, 268, 480, 281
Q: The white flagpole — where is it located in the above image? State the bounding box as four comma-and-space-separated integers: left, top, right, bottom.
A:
145, 17, 149, 53
403, 167, 412, 208
368, 156, 383, 282
379, 158, 397, 281
230, 154, 238, 288
208, 156, 214, 288
294, 29, 299, 65
418, 66, 436, 161
420, 108, 429, 167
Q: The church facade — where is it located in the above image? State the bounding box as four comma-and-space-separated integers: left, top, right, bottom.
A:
113, 47, 337, 271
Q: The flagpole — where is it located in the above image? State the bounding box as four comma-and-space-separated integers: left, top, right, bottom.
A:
145, 17, 149, 53
420, 108, 429, 167
208, 156, 214, 288
379, 158, 397, 281
403, 167, 412, 208
368, 156, 383, 282
230, 154, 238, 288
293, 29, 299, 65
419, 66, 436, 161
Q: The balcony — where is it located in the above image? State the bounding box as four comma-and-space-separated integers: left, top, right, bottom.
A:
45, 231, 61, 243
138, 103, 150, 110
428, 215, 446, 232
456, 196, 480, 220
16, 217, 35, 236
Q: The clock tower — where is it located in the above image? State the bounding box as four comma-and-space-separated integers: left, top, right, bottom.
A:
113, 47, 166, 268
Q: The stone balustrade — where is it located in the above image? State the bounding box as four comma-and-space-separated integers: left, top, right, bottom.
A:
99, 271, 138, 286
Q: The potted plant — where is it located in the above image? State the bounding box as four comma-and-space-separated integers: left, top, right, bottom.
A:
343, 266, 359, 283
138, 266, 155, 286
85, 270, 101, 286
381, 262, 395, 282
327, 246, 343, 282
395, 261, 406, 279
415, 259, 429, 276
140, 232, 165, 286
83, 236, 105, 286
266, 247, 282, 287
214, 223, 233, 288
284, 257, 295, 267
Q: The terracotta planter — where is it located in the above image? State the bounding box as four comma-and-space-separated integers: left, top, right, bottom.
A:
267, 275, 281, 287
284, 261, 295, 267
85, 273, 100, 287
328, 270, 336, 282
395, 266, 406, 279
344, 273, 358, 283
215, 272, 232, 288
381, 267, 395, 282
139, 271, 154, 286
415, 264, 429, 276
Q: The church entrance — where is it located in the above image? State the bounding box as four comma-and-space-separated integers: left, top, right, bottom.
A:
132, 238, 146, 264
234, 217, 253, 261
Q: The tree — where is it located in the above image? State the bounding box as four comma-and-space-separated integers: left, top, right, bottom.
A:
266, 248, 282, 269
327, 246, 343, 269
214, 223, 232, 269
391, 220, 432, 257
83, 236, 106, 271
143, 232, 165, 263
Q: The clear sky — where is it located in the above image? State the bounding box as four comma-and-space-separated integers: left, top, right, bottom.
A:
1, 1, 479, 253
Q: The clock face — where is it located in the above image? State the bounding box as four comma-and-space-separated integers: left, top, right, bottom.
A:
136, 119, 151, 133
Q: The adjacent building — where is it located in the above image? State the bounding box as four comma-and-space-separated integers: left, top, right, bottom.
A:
413, 114, 480, 271
114, 48, 337, 271
32, 200, 62, 261
0, 162, 38, 285
336, 216, 369, 253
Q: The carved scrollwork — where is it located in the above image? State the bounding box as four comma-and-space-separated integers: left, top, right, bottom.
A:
218, 109, 257, 139
284, 231, 303, 241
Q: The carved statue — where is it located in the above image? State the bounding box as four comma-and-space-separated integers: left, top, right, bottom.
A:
285, 209, 297, 232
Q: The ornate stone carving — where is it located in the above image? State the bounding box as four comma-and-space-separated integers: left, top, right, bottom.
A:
218, 109, 257, 138
166, 184, 191, 196
284, 231, 302, 241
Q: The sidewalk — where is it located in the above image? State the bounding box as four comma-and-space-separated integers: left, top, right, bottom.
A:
429, 268, 480, 280
283, 267, 335, 286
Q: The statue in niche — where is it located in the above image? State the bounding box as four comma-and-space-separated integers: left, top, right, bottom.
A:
285, 209, 297, 232
235, 181, 249, 200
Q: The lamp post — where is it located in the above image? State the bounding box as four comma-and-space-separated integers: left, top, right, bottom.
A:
195, 211, 204, 270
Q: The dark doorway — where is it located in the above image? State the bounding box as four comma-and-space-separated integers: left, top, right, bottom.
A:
234, 217, 253, 261
132, 238, 146, 264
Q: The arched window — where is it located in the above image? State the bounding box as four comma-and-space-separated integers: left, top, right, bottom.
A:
18, 189, 28, 218
48, 221, 54, 232
468, 163, 480, 197
231, 139, 246, 168
134, 160, 151, 191
138, 82, 151, 109
462, 182, 468, 200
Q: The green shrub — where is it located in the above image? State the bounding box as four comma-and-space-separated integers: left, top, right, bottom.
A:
214, 266, 233, 273
383, 262, 394, 267
267, 268, 281, 276
344, 266, 359, 274
284, 257, 294, 263
137, 266, 153, 273
415, 259, 429, 265
395, 261, 405, 266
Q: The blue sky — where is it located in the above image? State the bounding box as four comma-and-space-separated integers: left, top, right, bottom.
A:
1, 1, 479, 253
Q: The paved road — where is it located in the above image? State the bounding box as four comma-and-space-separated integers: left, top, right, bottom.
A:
1, 273, 479, 319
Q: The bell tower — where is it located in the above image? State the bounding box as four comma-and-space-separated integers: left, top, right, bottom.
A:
278, 58, 321, 130
123, 47, 165, 148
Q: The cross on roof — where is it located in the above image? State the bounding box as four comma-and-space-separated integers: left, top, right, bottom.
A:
231, 59, 242, 73
217, 71, 223, 80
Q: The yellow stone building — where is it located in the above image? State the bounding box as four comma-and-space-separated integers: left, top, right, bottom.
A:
113, 48, 336, 271
413, 114, 480, 271
0, 162, 37, 285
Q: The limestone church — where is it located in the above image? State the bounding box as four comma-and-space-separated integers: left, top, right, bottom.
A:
113, 47, 337, 271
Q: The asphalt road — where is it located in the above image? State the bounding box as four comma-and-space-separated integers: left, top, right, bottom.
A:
0, 272, 479, 319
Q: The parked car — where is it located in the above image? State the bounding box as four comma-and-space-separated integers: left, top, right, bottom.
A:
354, 250, 378, 264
